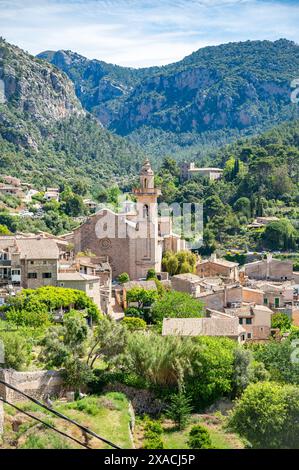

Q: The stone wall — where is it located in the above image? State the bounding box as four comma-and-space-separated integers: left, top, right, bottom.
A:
103, 383, 165, 415
0, 400, 3, 438
0, 369, 64, 402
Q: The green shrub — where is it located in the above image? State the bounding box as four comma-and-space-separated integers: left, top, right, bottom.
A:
187, 425, 213, 449
118, 273, 130, 284
143, 436, 164, 449
122, 317, 147, 331
144, 419, 163, 435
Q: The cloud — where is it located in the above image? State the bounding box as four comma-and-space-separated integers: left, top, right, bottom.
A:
0, 0, 298, 67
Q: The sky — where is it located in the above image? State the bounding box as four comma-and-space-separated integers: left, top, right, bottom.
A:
0, 0, 298, 67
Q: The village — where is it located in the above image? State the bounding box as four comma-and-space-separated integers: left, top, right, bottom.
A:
1, 159, 298, 344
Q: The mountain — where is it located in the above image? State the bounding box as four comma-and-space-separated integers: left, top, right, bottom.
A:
39, 39, 299, 158
0, 38, 144, 189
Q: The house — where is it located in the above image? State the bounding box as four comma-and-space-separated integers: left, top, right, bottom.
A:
15, 237, 59, 289
243, 255, 293, 281
196, 284, 243, 311
57, 272, 101, 310
224, 304, 273, 341
83, 199, 98, 212
247, 216, 280, 229
180, 162, 223, 182
0, 184, 24, 198
196, 254, 239, 282
44, 188, 60, 202
256, 282, 294, 310
171, 273, 202, 297
242, 287, 264, 305
162, 316, 245, 343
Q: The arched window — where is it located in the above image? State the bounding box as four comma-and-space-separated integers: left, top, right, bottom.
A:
144, 178, 147, 189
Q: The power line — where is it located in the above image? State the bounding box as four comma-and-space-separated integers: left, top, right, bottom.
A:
0, 396, 91, 449
0, 379, 121, 449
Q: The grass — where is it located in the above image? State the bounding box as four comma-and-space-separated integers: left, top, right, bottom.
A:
137, 414, 244, 450
1, 393, 132, 449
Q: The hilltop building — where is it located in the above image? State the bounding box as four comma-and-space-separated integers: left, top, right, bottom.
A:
180, 162, 223, 182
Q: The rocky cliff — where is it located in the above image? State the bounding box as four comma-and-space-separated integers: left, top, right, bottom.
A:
0, 39, 143, 187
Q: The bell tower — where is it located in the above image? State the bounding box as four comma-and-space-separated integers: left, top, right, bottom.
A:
131, 159, 162, 279
134, 159, 161, 207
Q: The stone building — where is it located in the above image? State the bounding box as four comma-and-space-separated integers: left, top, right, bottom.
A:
162, 315, 245, 343
171, 273, 203, 297
0, 236, 59, 289
224, 304, 273, 341
196, 254, 239, 282
15, 237, 59, 289
70, 160, 185, 280
243, 255, 293, 281
57, 271, 101, 310
180, 162, 223, 182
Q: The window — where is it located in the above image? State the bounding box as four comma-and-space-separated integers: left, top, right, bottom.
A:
264, 298, 268, 305
239, 318, 243, 325
42, 273, 52, 279
28, 273, 37, 279
246, 318, 252, 325
43, 261, 47, 265
275, 297, 280, 308
247, 333, 252, 339
30, 261, 34, 265
89, 283, 93, 290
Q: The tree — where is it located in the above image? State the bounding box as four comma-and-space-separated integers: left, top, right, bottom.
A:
118, 272, 130, 284
126, 287, 158, 322
0, 224, 11, 235
234, 197, 251, 219
251, 339, 299, 384
187, 425, 213, 449
0, 332, 32, 370
271, 313, 292, 331
228, 382, 299, 448
151, 291, 204, 326
162, 254, 179, 276
86, 317, 127, 368
166, 386, 193, 430
40, 310, 89, 368
187, 337, 236, 407
64, 194, 85, 217
63, 358, 94, 393
262, 219, 297, 251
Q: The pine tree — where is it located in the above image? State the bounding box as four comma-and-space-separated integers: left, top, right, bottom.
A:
166, 385, 193, 430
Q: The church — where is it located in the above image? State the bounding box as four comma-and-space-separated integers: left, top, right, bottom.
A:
70, 160, 185, 280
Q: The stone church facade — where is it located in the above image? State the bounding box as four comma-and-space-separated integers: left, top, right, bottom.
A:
71, 160, 185, 280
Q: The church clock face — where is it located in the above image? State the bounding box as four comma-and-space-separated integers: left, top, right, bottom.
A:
99, 237, 112, 250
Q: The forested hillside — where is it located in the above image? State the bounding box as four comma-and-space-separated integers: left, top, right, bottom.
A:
156, 120, 299, 252
39, 39, 299, 159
